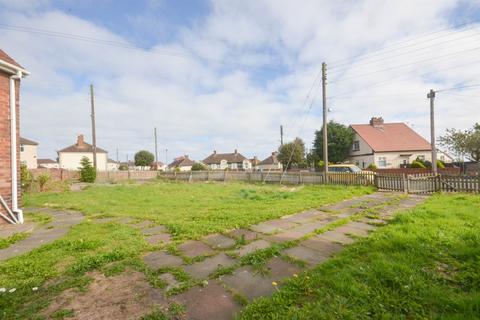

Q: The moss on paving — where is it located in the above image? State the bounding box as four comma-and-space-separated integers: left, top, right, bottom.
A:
239, 193, 480, 319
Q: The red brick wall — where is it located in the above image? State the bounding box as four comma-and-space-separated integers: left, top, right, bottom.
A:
0, 71, 21, 224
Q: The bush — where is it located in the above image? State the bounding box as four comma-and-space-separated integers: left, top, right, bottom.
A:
134, 150, 154, 167
79, 157, 96, 183
20, 164, 33, 191
118, 163, 128, 171
367, 163, 377, 170
437, 160, 446, 169
37, 173, 51, 191
411, 160, 427, 169
191, 163, 207, 171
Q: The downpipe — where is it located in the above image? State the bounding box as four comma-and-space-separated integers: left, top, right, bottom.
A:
10, 71, 23, 223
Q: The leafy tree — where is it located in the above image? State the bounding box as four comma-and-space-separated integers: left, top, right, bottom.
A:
277, 138, 306, 169
439, 123, 480, 161
118, 163, 128, 171
79, 156, 96, 183
313, 121, 354, 163
191, 163, 207, 171
134, 150, 155, 167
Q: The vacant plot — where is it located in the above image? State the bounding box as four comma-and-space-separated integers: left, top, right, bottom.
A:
0, 182, 371, 319
239, 193, 480, 319
24, 181, 373, 240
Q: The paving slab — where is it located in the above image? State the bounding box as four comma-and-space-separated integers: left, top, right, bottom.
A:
143, 251, 183, 270
360, 218, 386, 225
221, 267, 276, 301
334, 225, 369, 237
282, 210, 330, 224
283, 246, 329, 266
131, 220, 154, 229
236, 239, 271, 257
344, 221, 377, 231
290, 221, 327, 234
300, 237, 343, 257
250, 220, 298, 235
265, 257, 302, 279
145, 233, 171, 245
315, 230, 355, 245
265, 230, 305, 243
179, 240, 215, 258
227, 228, 258, 241
0, 222, 35, 238
203, 233, 236, 249
142, 225, 167, 235
159, 273, 181, 291
174, 281, 242, 320
184, 253, 237, 279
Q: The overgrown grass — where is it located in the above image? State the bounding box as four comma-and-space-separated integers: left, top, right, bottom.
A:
239, 193, 480, 319
24, 181, 373, 240
0, 232, 30, 249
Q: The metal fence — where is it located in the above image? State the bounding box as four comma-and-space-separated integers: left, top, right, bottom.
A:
159, 171, 480, 194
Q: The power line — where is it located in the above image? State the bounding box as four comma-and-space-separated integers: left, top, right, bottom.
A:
436, 83, 480, 93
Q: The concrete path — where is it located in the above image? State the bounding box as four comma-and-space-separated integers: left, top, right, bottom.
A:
0, 208, 84, 261
140, 192, 426, 320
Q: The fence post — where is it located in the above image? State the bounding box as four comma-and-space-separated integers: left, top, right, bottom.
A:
260, 171, 264, 183
298, 171, 302, 184
224, 170, 227, 182
402, 174, 407, 194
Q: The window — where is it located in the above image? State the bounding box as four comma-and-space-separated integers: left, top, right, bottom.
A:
417, 155, 425, 161
20, 145, 24, 152
378, 157, 387, 168
352, 140, 360, 151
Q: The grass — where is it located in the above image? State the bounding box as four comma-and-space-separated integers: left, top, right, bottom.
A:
24, 181, 373, 240
239, 193, 480, 319
0, 181, 370, 319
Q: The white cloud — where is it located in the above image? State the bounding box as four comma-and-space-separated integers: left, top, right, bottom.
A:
1, 0, 479, 163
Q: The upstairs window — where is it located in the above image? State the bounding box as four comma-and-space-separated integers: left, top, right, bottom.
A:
352, 140, 360, 151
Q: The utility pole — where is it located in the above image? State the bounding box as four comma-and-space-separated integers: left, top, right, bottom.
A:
90, 84, 97, 170
154, 127, 158, 168
322, 62, 329, 175
427, 89, 437, 175
280, 125, 284, 146
116, 147, 119, 163
165, 148, 168, 171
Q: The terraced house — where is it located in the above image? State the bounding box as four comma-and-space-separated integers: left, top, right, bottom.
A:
203, 150, 252, 171
0, 49, 29, 224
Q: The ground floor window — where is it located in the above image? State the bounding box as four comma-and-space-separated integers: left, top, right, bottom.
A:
378, 157, 387, 168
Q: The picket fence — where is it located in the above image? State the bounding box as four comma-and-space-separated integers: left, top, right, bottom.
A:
160, 171, 479, 194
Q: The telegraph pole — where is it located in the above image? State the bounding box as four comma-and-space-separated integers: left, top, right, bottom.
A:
427, 89, 437, 175
322, 62, 329, 175
165, 148, 168, 171
116, 147, 119, 163
280, 125, 284, 146
90, 84, 97, 170
154, 127, 158, 169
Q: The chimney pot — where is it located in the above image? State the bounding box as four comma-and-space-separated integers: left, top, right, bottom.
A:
369, 117, 384, 128
234, 149, 238, 154
213, 150, 216, 154
77, 134, 85, 146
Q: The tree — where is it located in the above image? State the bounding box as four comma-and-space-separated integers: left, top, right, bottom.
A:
118, 163, 128, 171
439, 123, 480, 161
313, 121, 354, 164
277, 137, 306, 169
134, 150, 155, 167
79, 156, 96, 183
191, 163, 207, 171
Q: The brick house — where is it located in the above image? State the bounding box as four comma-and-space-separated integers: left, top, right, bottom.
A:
202, 150, 252, 171
0, 49, 29, 224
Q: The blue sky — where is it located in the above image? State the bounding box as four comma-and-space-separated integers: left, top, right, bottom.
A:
1, 0, 479, 162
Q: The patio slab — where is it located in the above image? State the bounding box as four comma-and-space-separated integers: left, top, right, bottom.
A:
227, 228, 258, 241
265, 257, 302, 280
142, 225, 167, 235
250, 220, 298, 235
315, 230, 355, 245
300, 237, 343, 257
184, 253, 237, 279
145, 233, 171, 245
143, 251, 183, 270
283, 246, 329, 266
236, 239, 271, 257
203, 233, 236, 249
173, 281, 242, 320
179, 240, 216, 258
159, 273, 181, 291
221, 267, 276, 301
334, 225, 369, 237
265, 230, 305, 243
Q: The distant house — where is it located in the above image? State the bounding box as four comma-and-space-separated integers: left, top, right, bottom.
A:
20, 137, 38, 169
57, 134, 108, 171
349, 117, 452, 169
258, 152, 283, 171
250, 156, 260, 171
107, 159, 120, 171
203, 150, 252, 171
168, 155, 195, 171
37, 159, 59, 169
151, 161, 166, 171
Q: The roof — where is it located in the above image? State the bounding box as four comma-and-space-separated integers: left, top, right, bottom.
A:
259, 152, 280, 165
0, 49, 29, 75
107, 158, 119, 163
250, 158, 260, 166
203, 151, 248, 164
20, 137, 38, 145
37, 159, 57, 164
58, 142, 107, 153
350, 123, 431, 152
168, 156, 195, 168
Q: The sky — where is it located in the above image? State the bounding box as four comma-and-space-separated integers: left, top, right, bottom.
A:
1, 0, 480, 163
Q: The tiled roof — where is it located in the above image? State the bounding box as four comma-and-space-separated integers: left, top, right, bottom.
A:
351, 122, 431, 152
37, 159, 57, 164
259, 152, 280, 165
58, 142, 107, 153
203, 151, 248, 164
20, 137, 38, 145
168, 156, 195, 168
0, 49, 23, 68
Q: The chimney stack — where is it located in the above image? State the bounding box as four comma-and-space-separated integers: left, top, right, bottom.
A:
77, 134, 85, 147
234, 149, 238, 154
369, 117, 384, 128
213, 150, 216, 155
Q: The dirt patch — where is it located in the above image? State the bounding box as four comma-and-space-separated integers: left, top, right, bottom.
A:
44, 270, 168, 320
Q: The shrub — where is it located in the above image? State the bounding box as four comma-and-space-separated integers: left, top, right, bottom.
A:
437, 160, 446, 169
20, 164, 33, 191
367, 163, 377, 170
411, 160, 426, 169
118, 163, 128, 171
37, 173, 51, 192
79, 157, 96, 183
191, 163, 207, 171
134, 150, 154, 167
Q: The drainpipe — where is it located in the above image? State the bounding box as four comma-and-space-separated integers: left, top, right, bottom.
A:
10, 70, 23, 223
